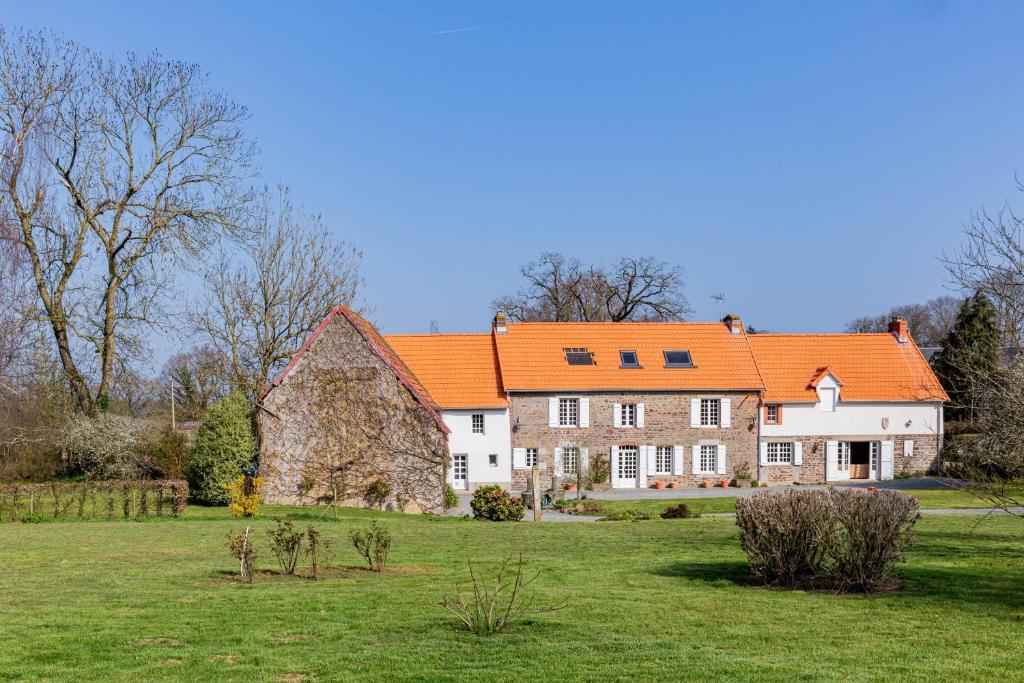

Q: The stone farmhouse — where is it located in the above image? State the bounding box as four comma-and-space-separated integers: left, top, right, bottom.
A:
260, 306, 947, 509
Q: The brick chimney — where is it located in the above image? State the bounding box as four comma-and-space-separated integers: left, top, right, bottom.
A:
723, 313, 743, 335
889, 316, 909, 344
493, 311, 508, 334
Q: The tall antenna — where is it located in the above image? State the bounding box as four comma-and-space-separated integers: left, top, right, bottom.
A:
709, 292, 725, 312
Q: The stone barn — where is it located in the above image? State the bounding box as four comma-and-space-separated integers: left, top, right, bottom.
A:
257, 305, 450, 513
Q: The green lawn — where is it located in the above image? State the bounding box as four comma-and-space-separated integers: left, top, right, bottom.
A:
1, 507, 1023, 682
585, 485, 1022, 518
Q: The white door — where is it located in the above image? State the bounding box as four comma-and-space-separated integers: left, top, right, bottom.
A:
452, 454, 468, 490
615, 446, 638, 488
870, 441, 879, 479
826, 441, 851, 482
880, 440, 894, 481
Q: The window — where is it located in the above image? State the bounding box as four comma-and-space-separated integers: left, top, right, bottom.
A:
563, 447, 579, 474
559, 398, 579, 427
767, 442, 792, 464
619, 350, 641, 368
664, 350, 694, 368
488, 453, 498, 467
621, 403, 637, 427
525, 448, 538, 467
837, 442, 850, 471
655, 445, 672, 474
565, 348, 594, 365
700, 398, 721, 427
699, 444, 717, 473
472, 413, 484, 434
765, 404, 780, 425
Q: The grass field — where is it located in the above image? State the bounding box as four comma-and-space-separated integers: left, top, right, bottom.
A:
581, 485, 1022, 518
1, 506, 1023, 682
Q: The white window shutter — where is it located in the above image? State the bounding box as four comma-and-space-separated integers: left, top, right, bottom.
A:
691, 445, 700, 474
610, 446, 620, 488
690, 398, 700, 428
903, 440, 914, 458
613, 403, 622, 428
645, 444, 657, 470
580, 447, 589, 472
825, 441, 839, 481
637, 403, 646, 428
880, 440, 894, 480
720, 398, 731, 428
579, 398, 590, 427
672, 445, 684, 475
638, 446, 648, 488
447, 461, 456, 484
548, 398, 558, 427
759, 442, 768, 467
793, 441, 803, 466
553, 447, 563, 476
716, 444, 727, 475
513, 448, 526, 470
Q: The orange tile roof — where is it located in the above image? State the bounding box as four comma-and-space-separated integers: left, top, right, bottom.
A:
748, 333, 948, 403
385, 334, 507, 409
492, 322, 765, 391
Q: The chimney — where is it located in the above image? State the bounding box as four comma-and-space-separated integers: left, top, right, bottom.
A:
493, 311, 508, 334
723, 313, 743, 335
889, 316, 909, 344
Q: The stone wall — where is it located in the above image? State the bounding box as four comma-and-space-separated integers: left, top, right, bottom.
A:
759, 433, 941, 485
259, 314, 448, 513
509, 391, 760, 492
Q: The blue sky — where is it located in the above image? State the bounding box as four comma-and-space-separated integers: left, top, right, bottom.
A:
6, 1, 1024, 338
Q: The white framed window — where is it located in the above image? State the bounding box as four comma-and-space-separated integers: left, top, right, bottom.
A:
655, 445, 672, 474
525, 448, 538, 467
559, 398, 579, 427
618, 445, 638, 479
838, 442, 851, 471
622, 403, 637, 427
870, 441, 879, 473
563, 447, 579, 474
700, 399, 720, 427
767, 442, 792, 464
699, 444, 717, 473
471, 413, 484, 434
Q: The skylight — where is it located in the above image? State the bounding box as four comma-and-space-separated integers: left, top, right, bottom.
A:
663, 350, 694, 368
619, 350, 641, 368
565, 348, 595, 366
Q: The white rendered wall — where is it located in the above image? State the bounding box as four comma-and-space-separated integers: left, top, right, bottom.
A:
444, 409, 511, 487
761, 402, 943, 438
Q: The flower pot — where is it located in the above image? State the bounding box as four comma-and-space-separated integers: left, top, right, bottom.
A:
668, 481, 680, 489
720, 479, 730, 488
565, 482, 575, 491
867, 486, 877, 492
654, 481, 666, 490
701, 481, 712, 489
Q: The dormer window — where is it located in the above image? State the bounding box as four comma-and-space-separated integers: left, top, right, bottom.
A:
619, 350, 640, 368
663, 350, 694, 368
565, 348, 594, 366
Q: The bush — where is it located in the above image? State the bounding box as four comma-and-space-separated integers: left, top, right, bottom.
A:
227, 527, 257, 583
444, 484, 459, 510
60, 414, 156, 479
661, 503, 695, 519
559, 499, 605, 515
600, 509, 653, 521
735, 489, 920, 592
470, 485, 525, 521
350, 521, 391, 573
364, 479, 391, 510
0, 480, 187, 522
151, 427, 190, 480
267, 519, 304, 575
225, 475, 263, 517
188, 393, 255, 505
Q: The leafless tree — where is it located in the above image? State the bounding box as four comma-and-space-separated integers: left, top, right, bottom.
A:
0, 29, 253, 416
493, 252, 692, 322
192, 185, 364, 400
157, 346, 230, 421
845, 296, 962, 346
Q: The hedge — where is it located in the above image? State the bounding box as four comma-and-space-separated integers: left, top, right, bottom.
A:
0, 480, 188, 522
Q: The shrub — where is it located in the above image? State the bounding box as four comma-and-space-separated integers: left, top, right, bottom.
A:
151, 427, 190, 480
559, 499, 605, 515
306, 526, 322, 579
470, 485, 525, 521
439, 553, 565, 635
0, 480, 187, 522
227, 527, 257, 583
600, 509, 653, 522
350, 521, 391, 573
661, 503, 695, 519
60, 414, 155, 479
188, 393, 256, 505
443, 484, 459, 510
267, 519, 304, 575
735, 489, 920, 592
364, 479, 391, 510
225, 475, 263, 517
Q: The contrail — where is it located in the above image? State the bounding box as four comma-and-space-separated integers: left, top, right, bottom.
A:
432, 25, 490, 35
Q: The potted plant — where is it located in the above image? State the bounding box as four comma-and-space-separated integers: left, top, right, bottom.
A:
565, 481, 576, 491
733, 462, 753, 488
701, 480, 712, 489
668, 481, 680, 489
720, 479, 730, 488
653, 480, 666, 490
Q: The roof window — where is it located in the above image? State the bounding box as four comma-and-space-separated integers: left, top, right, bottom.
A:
663, 350, 694, 368
619, 350, 641, 368
564, 348, 595, 366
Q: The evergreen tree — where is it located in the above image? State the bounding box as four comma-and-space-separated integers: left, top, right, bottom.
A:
188, 392, 257, 505
932, 292, 1000, 422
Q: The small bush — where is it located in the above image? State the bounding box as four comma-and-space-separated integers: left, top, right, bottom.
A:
267, 519, 304, 575
227, 527, 257, 583
306, 526, 322, 579
364, 479, 391, 510
225, 475, 263, 517
444, 484, 459, 510
601, 509, 653, 521
559, 499, 605, 515
827, 489, 920, 592
439, 553, 565, 635
661, 503, 695, 519
188, 393, 256, 505
151, 427, 190, 480
470, 485, 525, 521
350, 521, 391, 573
